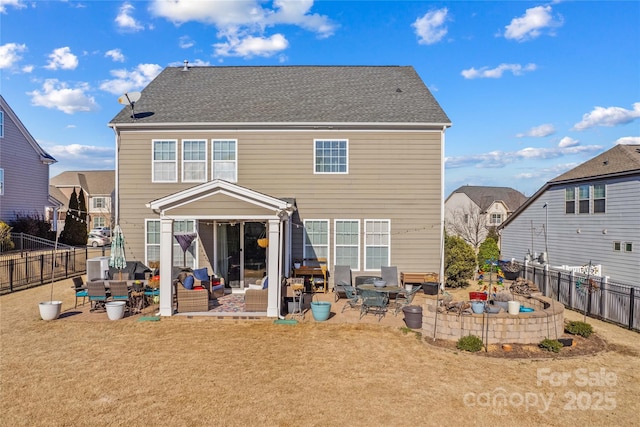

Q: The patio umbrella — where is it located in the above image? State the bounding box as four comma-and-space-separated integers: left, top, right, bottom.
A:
109, 225, 127, 280
174, 232, 197, 267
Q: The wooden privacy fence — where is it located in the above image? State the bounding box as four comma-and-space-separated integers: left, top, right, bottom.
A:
522, 262, 639, 331
0, 247, 108, 295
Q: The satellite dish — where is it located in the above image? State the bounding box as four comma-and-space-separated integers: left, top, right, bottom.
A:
118, 91, 141, 119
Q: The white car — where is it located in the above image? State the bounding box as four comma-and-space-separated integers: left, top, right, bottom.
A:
88, 233, 110, 247
90, 227, 111, 237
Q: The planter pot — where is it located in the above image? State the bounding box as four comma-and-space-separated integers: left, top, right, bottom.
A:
310, 301, 331, 321
503, 270, 519, 281
469, 292, 487, 301
493, 301, 510, 311
257, 238, 269, 248
293, 263, 301, 269
507, 301, 521, 315
422, 282, 439, 295
471, 301, 485, 314
558, 338, 574, 347
39, 301, 62, 321
105, 301, 126, 320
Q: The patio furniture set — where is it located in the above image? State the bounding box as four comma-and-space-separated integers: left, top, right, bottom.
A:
73, 276, 160, 315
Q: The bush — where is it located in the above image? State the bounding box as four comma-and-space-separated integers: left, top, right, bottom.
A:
456, 334, 483, 352
477, 237, 500, 268
0, 220, 15, 251
565, 321, 593, 338
444, 234, 476, 288
539, 338, 563, 353
9, 214, 55, 240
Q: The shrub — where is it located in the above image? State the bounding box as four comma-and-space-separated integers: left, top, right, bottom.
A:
477, 237, 500, 268
539, 338, 562, 353
456, 334, 483, 352
0, 220, 15, 251
565, 321, 593, 338
444, 234, 476, 288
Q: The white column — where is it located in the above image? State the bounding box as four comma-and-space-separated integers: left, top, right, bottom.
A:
159, 218, 174, 316
266, 219, 280, 317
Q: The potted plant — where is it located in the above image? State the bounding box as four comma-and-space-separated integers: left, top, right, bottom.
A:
293, 259, 302, 269
39, 223, 62, 321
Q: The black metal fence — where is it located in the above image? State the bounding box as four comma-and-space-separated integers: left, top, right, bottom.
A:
523, 263, 639, 331
0, 246, 109, 295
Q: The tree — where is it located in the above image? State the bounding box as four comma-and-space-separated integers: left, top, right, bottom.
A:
0, 220, 14, 252
9, 213, 54, 240
445, 203, 488, 251
444, 233, 476, 288
77, 188, 88, 242
477, 237, 500, 268
60, 188, 86, 246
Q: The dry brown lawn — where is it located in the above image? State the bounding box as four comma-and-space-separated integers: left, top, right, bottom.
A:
1, 279, 639, 426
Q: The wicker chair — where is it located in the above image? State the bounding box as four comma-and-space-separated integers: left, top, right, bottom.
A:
175, 283, 209, 312
72, 277, 88, 308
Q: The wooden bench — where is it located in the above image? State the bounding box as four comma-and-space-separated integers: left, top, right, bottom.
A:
400, 272, 439, 286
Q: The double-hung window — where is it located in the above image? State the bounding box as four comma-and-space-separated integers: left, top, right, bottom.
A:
152, 140, 177, 182
94, 217, 105, 228
490, 213, 502, 225
593, 184, 606, 213
0, 168, 4, 195
565, 188, 575, 214
314, 139, 348, 174
303, 220, 329, 262
92, 197, 105, 209
334, 220, 360, 270
182, 140, 207, 182
578, 185, 590, 214
146, 219, 196, 268
212, 139, 237, 182
365, 220, 390, 270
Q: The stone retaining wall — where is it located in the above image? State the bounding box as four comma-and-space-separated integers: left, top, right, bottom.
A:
421, 294, 564, 344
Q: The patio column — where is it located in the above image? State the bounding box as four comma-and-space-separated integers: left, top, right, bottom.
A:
267, 218, 280, 317
159, 217, 174, 316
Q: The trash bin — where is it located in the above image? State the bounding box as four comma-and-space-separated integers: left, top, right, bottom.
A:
403, 305, 423, 329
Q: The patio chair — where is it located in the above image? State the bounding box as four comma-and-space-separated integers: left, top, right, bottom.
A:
359, 289, 388, 321
341, 285, 361, 313
88, 281, 108, 312
381, 266, 399, 287
72, 276, 88, 308
394, 284, 422, 316
175, 282, 209, 313
332, 265, 352, 301
109, 281, 131, 313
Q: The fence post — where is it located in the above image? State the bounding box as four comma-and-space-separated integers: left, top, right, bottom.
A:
556, 271, 561, 301
543, 264, 549, 295
9, 259, 15, 292
39, 254, 45, 285
569, 270, 574, 308
599, 276, 607, 320
630, 287, 635, 331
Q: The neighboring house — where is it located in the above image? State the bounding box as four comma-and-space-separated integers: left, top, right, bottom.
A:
500, 144, 640, 284
108, 65, 451, 317
0, 95, 57, 223
49, 170, 115, 232
445, 185, 528, 249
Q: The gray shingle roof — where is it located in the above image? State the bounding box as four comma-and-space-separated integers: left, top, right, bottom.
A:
449, 185, 528, 212
50, 170, 115, 196
109, 66, 450, 126
550, 144, 640, 183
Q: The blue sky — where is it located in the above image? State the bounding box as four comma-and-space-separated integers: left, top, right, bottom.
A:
1, 0, 639, 197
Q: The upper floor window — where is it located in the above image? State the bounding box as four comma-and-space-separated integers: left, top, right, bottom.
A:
94, 216, 106, 228
314, 139, 348, 174
334, 219, 360, 270
593, 184, 606, 213
92, 197, 105, 209
365, 219, 390, 270
578, 185, 590, 214
212, 140, 237, 182
152, 140, 177, 182
490, 213, 503, 225
565, 188, 575, 214
182, 140, 207, 182
0, 111, 4, 138
303, 220, 329, 262
0, 168, 4, 195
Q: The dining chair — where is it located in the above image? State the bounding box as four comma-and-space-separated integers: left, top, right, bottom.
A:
88, 281, 108, 312
381, 266, 399, 287
72, 276, 88, 308
332, 265, 352, 301
341, 285, 361, 313
359, 289, 388, 321
109, 281, 131, 313
394, 284, 422, 316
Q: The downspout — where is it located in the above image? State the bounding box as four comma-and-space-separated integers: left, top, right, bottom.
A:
278, 219, 285, 319
439, 125, 446, 290
110, 125, 120, 225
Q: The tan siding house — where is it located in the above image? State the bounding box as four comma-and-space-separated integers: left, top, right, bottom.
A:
108, 65, 451, 317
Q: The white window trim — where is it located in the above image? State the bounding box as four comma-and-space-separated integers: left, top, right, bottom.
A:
152, 139, 178, 183
334, 219, 360, 271
313, 139, 349, 174
303, 219, 330, 266
211, 139, 238, 183
0, 168, 4, 196
182, 139, 208, 183
145, 219, 198, 268
489, 213, 502, 225
0, 111, 4, 138
624, 242, 633, 253
364, 219, 391, 271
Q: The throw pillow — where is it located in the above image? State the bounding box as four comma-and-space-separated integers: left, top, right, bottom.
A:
262, 276, 268, 289
183, 275, 194, 289
193, 286, 205, 291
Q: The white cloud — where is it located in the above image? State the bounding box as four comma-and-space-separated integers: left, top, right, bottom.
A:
558, 136, 579, 148
115, 2, 144, 31
179, 36, 194, 49
99, 63, 162, 95
461, 63, 536, 79
0, 0, 26, 14
214, 33, 288, 58
28, 79, 98, 114
105, 48, 125, 62
516, 123, 555, 138
504, 5, 563, 42
22, 64, 33, 73
445, 143, 602, 169
149, 0, 335, 58
615, 136, 640, 145
514, 162, 579, 180
45, 47, 78, 70
169, 59, 211, 67
572, 103, 640, 131
0, 42, 27, 69
46, 143, 113, 160
412, 8, 448, 45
